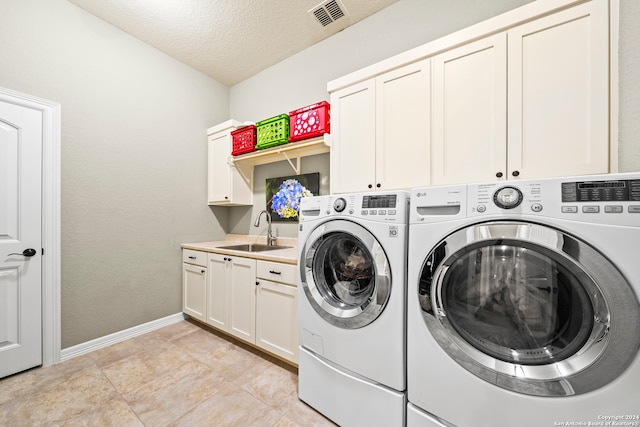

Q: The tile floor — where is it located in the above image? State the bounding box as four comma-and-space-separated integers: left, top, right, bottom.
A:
0, 319, 336, 426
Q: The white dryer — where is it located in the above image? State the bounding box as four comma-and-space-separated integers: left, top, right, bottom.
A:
407, 173, 640, 427
298, 191, 409, 427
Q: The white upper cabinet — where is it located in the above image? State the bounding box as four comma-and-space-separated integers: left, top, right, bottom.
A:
207, 120, 252, 206
431, 34, 507, 185
432, 0, 609, 185
329, 0, 612, 189
507, 0, 609, 180
376, 60, 432, 191
330, 79, 376, 193
330, 58, 431, 194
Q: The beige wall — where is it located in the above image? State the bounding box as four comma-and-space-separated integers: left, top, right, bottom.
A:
619, 0, 640, 170
0, 0, 229, 347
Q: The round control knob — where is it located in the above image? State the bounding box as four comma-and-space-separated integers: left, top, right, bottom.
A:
493, 186, 523, 209
333, 198, 347, 212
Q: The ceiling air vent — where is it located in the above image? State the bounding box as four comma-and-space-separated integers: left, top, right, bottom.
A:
310, 0, 349, 27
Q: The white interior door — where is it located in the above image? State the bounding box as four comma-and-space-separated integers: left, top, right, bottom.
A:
0, 98, 43, 378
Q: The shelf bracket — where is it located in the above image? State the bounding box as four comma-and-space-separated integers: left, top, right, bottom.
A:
281, 151, 301, 174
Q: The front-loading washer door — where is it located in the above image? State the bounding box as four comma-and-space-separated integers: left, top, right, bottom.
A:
417, 221, 640, 397
301, 219, 391, 329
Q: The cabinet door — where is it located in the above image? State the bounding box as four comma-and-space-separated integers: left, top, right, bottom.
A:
208, 132, 232, 203
507, 0, 609, 179
256, 279, 298, 364
432, 34, 507, 185
375, 59, 431, 190
330, 79, 376, 194
227, 257, 257, 343
206, 253, 228, 331
183, 263, 206, 322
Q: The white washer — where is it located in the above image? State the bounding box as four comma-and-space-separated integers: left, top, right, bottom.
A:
407, 173, 640, 427
298, 191, 409, 427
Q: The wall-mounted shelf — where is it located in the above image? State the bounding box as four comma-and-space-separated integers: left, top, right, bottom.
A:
232, 134, 331, 176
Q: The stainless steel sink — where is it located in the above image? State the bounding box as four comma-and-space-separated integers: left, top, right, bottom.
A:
218, 243, 292, 252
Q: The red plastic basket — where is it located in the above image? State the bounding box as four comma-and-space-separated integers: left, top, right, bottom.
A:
289, 101, 330, 142
231, 125, 256, 156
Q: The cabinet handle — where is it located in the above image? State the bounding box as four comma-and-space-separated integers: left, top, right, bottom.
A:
512, 170, 520, 177
269, 270, 281, 275
256, 281, 260, 286
376, 183, 381, 188
368, 184, 373, 189
188, 256, 196, 260
201, 270, 205, 273
496, 172, 504, 178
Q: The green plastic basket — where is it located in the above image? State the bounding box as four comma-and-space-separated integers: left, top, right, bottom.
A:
256, 114, 290, 150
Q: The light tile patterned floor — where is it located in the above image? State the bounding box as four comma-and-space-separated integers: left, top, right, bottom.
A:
0, 319, 336, 426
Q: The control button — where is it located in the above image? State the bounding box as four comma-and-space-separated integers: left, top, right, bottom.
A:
378, 210, 387, 215
604, 205, 623, 213
361, 210, 368, 216
562, 206, 578, 213
349, 209, 354, 214
629, 205, 640, 213
370, 210, 377, 215
477, 205, 486, 213
582, 206, 600, 213
531, 203, 543, 212
388, 209, 397, 215
333, 198, 347, 212
493, 186, 523, 209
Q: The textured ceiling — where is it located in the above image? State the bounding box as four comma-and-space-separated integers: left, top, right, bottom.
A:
66, 0, 400, 86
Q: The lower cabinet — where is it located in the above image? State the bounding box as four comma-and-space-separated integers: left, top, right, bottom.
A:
182, 249, 298, 364
256, 260, 299, 364
206, 253, 257, 343
182, 249, 207, 322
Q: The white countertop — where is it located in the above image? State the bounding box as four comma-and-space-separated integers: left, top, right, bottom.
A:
182, 234, 298, 265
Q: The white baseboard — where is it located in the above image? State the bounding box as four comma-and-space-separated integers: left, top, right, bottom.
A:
60, 313, 185, 362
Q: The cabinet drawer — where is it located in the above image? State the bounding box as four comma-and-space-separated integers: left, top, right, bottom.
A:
183, 249, 207, 267
257, 260, 297, 286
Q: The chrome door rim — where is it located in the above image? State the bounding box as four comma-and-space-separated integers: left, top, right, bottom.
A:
419, 220, 640, 396
301, 219, 391, 329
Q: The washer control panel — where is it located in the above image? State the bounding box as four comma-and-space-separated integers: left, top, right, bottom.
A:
300, 191, 409, 224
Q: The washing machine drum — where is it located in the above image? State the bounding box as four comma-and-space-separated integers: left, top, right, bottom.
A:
301, 220, 391, 329
418, 221, 640, 397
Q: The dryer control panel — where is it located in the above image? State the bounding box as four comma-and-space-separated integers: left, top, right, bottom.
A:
465, 173, 640, 227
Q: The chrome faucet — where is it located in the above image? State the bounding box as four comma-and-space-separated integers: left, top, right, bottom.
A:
254, 210, 277, 246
